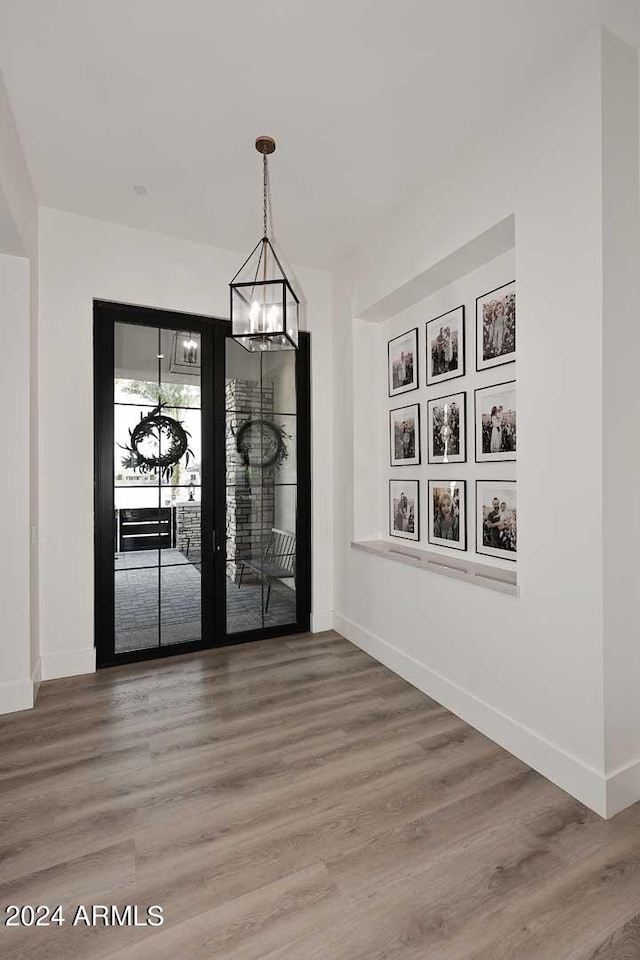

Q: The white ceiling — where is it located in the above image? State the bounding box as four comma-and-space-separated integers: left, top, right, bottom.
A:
0, 0, 624, 269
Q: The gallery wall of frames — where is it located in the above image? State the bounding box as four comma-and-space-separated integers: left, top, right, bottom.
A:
386, 254, 516, 566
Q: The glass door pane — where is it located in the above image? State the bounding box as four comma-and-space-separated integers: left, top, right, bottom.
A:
225, 340, 298, 635
113, 321, 202, 654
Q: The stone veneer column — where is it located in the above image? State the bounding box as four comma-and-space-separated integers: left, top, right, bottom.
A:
175, 502, 201, 556
225, 379, 275, 582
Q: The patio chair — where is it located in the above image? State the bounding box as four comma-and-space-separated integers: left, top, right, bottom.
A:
237, 528, 296, 613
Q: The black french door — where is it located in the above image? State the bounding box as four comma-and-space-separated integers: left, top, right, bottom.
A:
94, 301, 310, 667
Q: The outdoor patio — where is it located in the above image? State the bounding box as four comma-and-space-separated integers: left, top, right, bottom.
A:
114, 548, 296, 653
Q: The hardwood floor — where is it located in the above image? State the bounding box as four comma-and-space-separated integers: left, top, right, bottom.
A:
1, 630, 640, 960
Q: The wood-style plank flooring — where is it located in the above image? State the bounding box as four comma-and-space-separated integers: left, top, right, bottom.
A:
2, 630, 640, 960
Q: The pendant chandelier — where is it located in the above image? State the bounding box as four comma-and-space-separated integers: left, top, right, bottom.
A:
230, 136, 299, 351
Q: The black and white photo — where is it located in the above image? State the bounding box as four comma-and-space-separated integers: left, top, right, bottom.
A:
427, 391, 466, 464
389, 404, 420, 466
476, 480, 517, 561
426, 306, 465, 386
388, 328, 418, 396
474, 381, 516, 462
428, 480, 467, 551
389, 479, 419, 541
476, 281, 516, 371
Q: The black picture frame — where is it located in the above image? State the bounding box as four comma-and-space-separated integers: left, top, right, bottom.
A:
426, 390, 467, 464
476, 280, 516, 371
389, 403, 421, 467
388, 327, 419, 397
475, 479, 517, 562
425, 305, 465, 386
474, 380, 517, 463
389, 479, 420, 541
427, 479, 467, 552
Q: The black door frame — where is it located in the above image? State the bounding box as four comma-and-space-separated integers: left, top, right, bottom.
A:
94, 299, 311, 667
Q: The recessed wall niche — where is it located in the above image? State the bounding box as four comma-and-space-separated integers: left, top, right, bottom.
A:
351, 216, 517, 585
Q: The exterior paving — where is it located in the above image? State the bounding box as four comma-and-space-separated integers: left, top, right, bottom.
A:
114, 548, 296, 653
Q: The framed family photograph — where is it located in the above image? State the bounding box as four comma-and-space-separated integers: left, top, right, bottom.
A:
389, 479, 419, 541
389, 404, 420, 467
476, 480, 517, 561
427, 391, 466, 464
428, 480, 467, 552
388, 327, 418, 396
476, 281, 516, 371
474, 380, 516, 462
425, 305, 465, 386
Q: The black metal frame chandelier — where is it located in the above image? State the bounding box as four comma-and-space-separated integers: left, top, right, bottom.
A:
230, 136, 299, 352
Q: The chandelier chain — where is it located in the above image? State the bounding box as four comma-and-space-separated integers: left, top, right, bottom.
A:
263, 150, 269, 239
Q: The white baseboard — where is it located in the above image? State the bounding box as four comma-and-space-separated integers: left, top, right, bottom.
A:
31, 656, 42, 704
40, 647, 96, 681
311, 608, 334, 633
0, 678, 34, 715
334, 612, 609, 818
606, 756, 640, 818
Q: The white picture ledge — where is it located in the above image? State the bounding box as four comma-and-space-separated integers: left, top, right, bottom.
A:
351, 540, 519, 597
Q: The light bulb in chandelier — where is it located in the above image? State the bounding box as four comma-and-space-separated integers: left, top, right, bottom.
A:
266, 305, 280, 331
182, 335, 198, 364
248, 300, 281, 335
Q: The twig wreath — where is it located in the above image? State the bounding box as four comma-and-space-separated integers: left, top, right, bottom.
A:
120, 404, 194, 481
234, 418, 290, 469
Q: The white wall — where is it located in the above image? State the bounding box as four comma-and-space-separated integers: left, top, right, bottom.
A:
334, 31, 612, 815
38, 208, 333, 680
0, 254, 33, 710
0, 69, 39, 715
0, 72, 37, 259
601, 29, 640, 815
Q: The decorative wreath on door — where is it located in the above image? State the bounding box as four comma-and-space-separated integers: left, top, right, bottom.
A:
235, 418, 289, 469
120, 404, 194, 481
